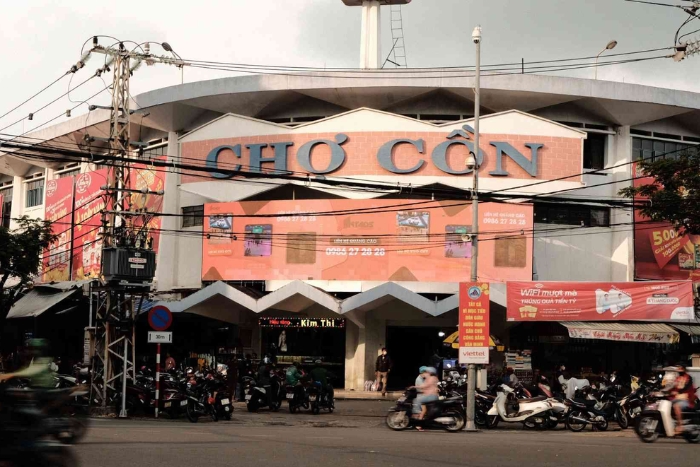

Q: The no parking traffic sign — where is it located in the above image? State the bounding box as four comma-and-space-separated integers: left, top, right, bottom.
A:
148, 305, 173, 331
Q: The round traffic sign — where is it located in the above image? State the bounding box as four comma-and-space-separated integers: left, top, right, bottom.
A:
148, 305, 173, 331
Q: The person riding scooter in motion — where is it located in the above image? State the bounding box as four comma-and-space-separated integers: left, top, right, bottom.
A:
310, 360, 335, 402
412, 367, 439, 430
670, 365, 696, 434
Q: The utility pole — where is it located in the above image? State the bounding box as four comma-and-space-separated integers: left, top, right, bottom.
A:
465, 25, 482, 432
86, 38, 177, 416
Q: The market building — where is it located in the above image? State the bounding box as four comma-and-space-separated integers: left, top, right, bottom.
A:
2, 1, 700, 389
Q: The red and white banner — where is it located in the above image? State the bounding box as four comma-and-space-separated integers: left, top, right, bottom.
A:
130, 159, 165, 252
72, 169, 108, 280
563, 325, 679, 344
42, 177, 74, 282
459, 282, 490, 364
507, 281, 695, 322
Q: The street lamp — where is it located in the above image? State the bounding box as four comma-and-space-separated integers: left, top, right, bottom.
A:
162, 42, 184, 84
464, 25, 482, 433
594, 40, 618, 80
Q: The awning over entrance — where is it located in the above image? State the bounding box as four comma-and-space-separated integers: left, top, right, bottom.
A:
6, 282, 87, 319
561, 322, 679, 344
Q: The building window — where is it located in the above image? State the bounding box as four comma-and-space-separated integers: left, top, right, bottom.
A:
632, 137, 695, 162
143, 145, 167, 160
182, 205, 204, 228
583, 133, 606, 169
0, 186, 12, 228
534, 204, 610, 227
25, 179, 44, 208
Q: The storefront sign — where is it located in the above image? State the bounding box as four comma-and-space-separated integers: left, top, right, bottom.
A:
259, 317, 345, 328
506, 281, 695, 322
633, 163, 700, 281
565, 326, 678, 344
42, 177, 74, 282
202, 200, 533, 282
72, 169, 108, 280
130, 159, 165, 253
459, 282, 490, 364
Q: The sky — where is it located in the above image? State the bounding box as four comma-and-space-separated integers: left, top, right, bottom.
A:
1, 0, 699, 136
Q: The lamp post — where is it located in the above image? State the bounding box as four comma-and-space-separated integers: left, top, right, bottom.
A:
594, 40, 618, 80
464, 25, 482, 432
162, 42, 184, 84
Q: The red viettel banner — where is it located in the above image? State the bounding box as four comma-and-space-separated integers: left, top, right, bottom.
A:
459, 282, 490, 364
42, 177, 74, 282
73, 170, 108, 280
633, 163, 700, 281
130, 159, 165, 252
507, 281, 695, 322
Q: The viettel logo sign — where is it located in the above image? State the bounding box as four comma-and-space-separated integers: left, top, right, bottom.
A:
76, 173, 92, 194
46, 180, 57, 198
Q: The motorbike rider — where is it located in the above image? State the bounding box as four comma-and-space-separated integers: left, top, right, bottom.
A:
286, 362, 303, 386
412, 366, 429, 416
310, 360, 335, 402
258, 355, 278, 406
413, 367, 439, 428
0, 339, 55, 389
503, 367, 519, 387
669, 365, 696, 434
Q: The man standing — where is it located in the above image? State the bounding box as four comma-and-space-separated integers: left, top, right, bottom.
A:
375, 347, 393, 397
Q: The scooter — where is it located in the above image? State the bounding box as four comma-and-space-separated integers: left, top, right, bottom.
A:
243, 376, 283, 412
636, 395, 700, 443
486, 384, 553, 430
285, 383, 308, 414
308, 381, 335, 415
386, 388, 466, 432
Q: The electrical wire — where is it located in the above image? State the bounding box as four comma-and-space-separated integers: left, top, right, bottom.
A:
0, 73, 70, 122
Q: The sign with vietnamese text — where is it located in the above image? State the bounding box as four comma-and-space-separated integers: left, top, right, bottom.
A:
72, 169, 108, 280
42, 177, 74, 282
564, 325, 678, 344
259, 317, 345, 328
507, 281, 695, 322
459, 282, 490, 365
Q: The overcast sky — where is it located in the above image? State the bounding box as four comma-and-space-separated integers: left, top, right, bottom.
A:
1, 0, 698, 135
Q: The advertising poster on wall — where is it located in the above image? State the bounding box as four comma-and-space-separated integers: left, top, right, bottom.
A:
506, 281, 695, 322
130, 160, 165, 252
201, 199, 533, 282
72, 169, 108, 280
42, 177, 74, 282
633, 163, 700, 281
458, 282, 490, 365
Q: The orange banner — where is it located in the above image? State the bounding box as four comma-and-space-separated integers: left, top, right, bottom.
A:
42, 177, 74, 282
459, 282, 490, 364
202, 200, 533, 282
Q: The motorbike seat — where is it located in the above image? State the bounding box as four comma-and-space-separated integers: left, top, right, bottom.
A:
519, 396, 547, 403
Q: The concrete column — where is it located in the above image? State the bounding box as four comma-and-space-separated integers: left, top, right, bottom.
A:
610, 125, 635, 281
360, 0, 382, 69
9, 175, 24, 230
363, 316, 386, 385
344, 318, 367, 390
155, 132, 181, 291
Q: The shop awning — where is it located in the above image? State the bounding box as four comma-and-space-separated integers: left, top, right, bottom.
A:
561, 322, 679, 344
671, 324, 700, 344
443, 331, 499, 349
6, 286, 81, 319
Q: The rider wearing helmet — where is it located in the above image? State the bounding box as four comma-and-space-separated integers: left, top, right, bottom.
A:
670, 365, 696, 434
414, 367, 439, 427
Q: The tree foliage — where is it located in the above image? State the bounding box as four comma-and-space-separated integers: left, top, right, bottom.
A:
619, 150, 700, 234
0, 217, 57, 321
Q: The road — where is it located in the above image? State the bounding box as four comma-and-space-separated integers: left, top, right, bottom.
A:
73, 403, 698, 467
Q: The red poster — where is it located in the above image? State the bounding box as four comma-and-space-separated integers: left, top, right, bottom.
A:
633, 163, 700, 280
130, 160, 165, 252
42, 177, 74, 282
506, 281, 695, 322
72, 169, 108, 280
459, 282, 490, 364
202, 200, 533, 282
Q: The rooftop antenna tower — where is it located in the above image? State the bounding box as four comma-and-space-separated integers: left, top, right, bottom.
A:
342, 0, 412, 69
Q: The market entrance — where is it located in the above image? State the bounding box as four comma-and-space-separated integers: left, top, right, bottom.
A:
386, 326, 445, 391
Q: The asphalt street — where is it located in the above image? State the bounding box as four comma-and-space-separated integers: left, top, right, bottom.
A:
72, 401, 699, 467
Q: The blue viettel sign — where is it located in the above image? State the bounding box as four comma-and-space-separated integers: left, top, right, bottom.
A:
205, 125, 544, 178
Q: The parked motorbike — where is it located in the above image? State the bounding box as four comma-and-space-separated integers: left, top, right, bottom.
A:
386, 387, 466, 432
486, 384, 553, 430
565, 385, 627, 432
286, 383, 308, 414
185, 372, 219, 423
243, 375, 283, 412
636, 394, 700, 443
308, 381, 335, 415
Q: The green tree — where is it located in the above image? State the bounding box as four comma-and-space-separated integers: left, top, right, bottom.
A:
0, 216, 57, 321
619, 150, 700, 234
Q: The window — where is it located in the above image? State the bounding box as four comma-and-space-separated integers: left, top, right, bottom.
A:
583, 133, 606, 170
534, 204, 610, 227
57, 169, 80, 179
181, 205, 204, 228
25, 179, 44, 208
0, 186, 12, 228
632, 137, 695, 162
143, 145, 167, 160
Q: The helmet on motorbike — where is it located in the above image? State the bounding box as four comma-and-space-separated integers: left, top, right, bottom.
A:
419, 366, 428, 373
425, 367, 437, 375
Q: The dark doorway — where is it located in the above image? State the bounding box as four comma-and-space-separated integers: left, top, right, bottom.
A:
386, 326, 444, 391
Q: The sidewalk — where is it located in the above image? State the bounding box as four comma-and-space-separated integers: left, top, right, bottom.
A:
334, 390, 402, 401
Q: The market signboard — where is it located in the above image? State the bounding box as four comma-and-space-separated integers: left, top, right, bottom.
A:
564, 325, 678, 344
506, 281, 695, 322
259, 317, 345, 328
42, 177, 74, 282
458, 282, 490, 365
633, 163, 700, 281
202, 199, 533, 282
72, 169, 108, 280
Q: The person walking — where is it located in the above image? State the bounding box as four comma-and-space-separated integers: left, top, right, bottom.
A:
375, 347, 393, 397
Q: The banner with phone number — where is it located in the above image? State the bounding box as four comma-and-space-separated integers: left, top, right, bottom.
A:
633, 163, 700, 280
